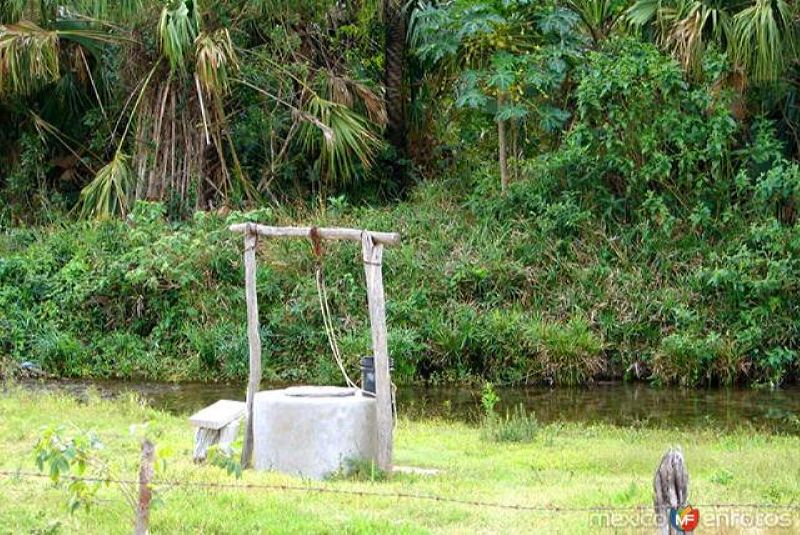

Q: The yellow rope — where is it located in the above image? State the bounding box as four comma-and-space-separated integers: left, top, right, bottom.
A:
315, 264, 358, 389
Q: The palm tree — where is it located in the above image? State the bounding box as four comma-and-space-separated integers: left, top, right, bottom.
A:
1, 0, 387, 218
564, 0, 629, 45
71, 1, 249, 218
383, 0, 410, 185
0, 0, 238, 218
627, 0, 798, 84
0, 1, 138, 219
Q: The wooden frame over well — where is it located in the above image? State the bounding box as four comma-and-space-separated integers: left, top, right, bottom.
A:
229, 223, 401, 471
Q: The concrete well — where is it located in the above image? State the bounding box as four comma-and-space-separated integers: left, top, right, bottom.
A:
252, 386, 377, 479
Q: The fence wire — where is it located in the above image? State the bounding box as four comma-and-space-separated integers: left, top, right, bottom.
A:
2, 470, 799, 514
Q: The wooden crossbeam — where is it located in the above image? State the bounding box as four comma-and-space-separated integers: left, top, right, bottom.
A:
229, 223, 401, 246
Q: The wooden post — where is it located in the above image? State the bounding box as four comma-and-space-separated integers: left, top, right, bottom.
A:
361, 233, 393, 471
134, 439, 154, 535
240, 226, 262, 468
653, 448, 690, 535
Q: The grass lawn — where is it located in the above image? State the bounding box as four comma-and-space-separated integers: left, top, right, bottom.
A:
1, 387, 799, 533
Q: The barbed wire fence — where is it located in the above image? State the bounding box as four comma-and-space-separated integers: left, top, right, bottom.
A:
2, 469, 800, 514
3, 440, 800, 533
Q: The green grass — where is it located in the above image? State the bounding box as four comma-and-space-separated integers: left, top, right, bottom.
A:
1, 388, 799, 533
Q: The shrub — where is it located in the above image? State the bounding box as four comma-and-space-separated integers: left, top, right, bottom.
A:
480, 383, 538, 443
535, 317, 606, 386
549, 38, 739, 218
482, 404, 539, 443
652, 331, 741, 386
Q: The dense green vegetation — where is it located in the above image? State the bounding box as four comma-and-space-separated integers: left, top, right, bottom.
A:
1, 389, 799, 532
2, 0, 800, 386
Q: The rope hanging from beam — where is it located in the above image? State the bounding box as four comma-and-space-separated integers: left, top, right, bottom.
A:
310, 227, 358, 389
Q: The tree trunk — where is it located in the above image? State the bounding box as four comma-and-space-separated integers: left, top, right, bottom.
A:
497, 93, 509, 194
383, 0, 408, 184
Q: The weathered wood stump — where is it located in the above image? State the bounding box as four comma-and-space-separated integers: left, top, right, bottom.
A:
653, 448, 690, 534
135, 439, 154, 535
189, 400, 245, 462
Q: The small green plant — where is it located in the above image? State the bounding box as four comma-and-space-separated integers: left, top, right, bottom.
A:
710, 468, 734, 486
483, 403, 539, 443
33, 425, 168, 515
481, 382, 500, 417
480, 383, 538, 443
33, 426, 108, 513
207, 440, 243, 479
330, 458, 388, 482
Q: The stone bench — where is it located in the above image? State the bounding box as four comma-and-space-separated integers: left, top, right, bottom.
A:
189, 400, 245, 462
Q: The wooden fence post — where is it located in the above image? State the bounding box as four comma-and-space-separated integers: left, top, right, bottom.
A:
362, 233, 393, 471
134, 439, 155, 535
241, 226, 261, 468
653, 448, 690, 535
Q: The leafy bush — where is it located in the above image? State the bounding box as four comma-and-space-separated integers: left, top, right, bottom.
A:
549, 38, 739, 217
652, 331, 740, 387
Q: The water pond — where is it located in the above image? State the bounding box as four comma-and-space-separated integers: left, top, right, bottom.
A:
11, 379, 800, 434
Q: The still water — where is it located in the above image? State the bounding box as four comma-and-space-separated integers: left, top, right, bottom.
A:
11, 379, 800, 434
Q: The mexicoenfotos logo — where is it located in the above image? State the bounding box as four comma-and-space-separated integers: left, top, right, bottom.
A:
670, 505, 700, 533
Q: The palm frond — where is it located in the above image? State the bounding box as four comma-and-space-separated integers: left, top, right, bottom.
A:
78, 151, 134, 218
0, 20, 59, 95
326, 72, 388, 126
0, 0, 26, 23
195, 28, 238, 96
352, 82, 387, 127
79, 61, 159, 219
158, 0, 199, 73
627, 0, 661, 27
565, 0, 627, 42
327, 72, 353, 107
733, 0, 796, 83
662, 2, 730, 75
301, 96, 383, 185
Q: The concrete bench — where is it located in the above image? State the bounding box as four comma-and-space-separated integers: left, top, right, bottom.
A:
189, 400, 245, 462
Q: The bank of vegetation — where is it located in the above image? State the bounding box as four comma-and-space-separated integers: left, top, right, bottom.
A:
2, 0, 800, 386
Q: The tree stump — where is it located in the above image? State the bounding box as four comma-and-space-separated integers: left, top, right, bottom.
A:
653, 448, 690, 534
